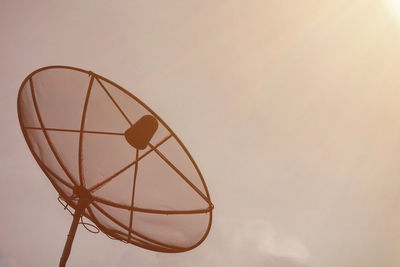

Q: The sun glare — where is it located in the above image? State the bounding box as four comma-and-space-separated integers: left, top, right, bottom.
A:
386, 0, 400, 21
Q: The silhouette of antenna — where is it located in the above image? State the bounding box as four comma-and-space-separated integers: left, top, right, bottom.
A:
17, 66, 214, 267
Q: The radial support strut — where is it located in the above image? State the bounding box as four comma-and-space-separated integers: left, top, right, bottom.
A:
59, 187, 92, 267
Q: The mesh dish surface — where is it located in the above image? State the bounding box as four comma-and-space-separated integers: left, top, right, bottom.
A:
17, 66, 213, 253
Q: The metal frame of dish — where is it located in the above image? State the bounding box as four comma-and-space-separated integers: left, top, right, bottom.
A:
17, 66, 214, 266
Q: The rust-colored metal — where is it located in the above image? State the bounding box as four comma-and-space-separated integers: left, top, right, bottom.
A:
59, 187, 92, 267
17, 66, 214, 266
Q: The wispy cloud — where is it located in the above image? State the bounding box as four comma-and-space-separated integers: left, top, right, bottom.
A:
234, 219, 309, 263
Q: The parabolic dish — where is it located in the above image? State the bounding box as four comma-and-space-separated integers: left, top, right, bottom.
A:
17, 66, 213, 253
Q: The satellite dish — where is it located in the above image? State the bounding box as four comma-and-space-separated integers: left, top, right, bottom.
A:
17, 66, 214, 266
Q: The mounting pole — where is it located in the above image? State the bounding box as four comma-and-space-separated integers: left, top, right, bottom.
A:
59, 187, 92, 267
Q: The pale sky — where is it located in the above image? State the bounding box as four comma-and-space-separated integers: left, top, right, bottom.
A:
2, 1, 400, 266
